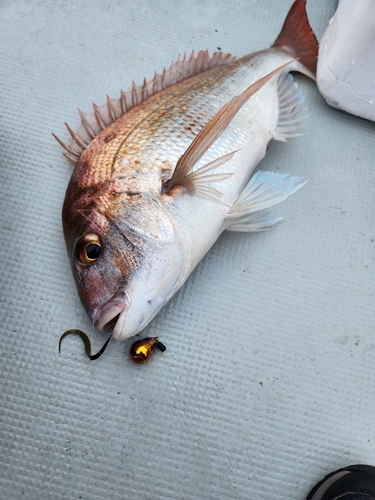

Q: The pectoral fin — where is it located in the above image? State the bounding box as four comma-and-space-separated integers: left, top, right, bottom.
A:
163, 60, 295, 200
163, 150, 236, 203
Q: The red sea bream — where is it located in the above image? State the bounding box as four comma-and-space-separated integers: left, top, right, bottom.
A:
56, 0, 318, 340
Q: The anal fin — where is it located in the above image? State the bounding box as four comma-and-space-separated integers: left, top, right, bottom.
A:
226, 171, 306, 232
273, 73, 308, 141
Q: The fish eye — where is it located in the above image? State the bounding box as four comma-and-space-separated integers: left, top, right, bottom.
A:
75, 233, 102, 264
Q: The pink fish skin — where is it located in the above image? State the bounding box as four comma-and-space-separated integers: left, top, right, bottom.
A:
56, 0, 318, 340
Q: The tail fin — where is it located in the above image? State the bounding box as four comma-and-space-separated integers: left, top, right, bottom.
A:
273, 0, 318, 79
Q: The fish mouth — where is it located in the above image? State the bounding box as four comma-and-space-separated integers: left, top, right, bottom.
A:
94, 289, 131, 337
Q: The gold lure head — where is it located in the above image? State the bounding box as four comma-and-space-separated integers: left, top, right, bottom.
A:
129, 337, 166, 364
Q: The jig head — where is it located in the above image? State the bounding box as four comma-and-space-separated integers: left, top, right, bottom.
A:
129, 337, 166, 364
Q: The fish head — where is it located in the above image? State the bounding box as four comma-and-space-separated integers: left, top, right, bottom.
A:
63, 186, 183, 341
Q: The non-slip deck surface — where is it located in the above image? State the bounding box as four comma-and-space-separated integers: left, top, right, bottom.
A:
1, 1, 374, 498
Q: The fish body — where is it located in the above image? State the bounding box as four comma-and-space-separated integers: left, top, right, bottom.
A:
59, 0, 318, 340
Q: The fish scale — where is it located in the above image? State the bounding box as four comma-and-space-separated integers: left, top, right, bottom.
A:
58, 0, 319, 341
83, 53, 276, 202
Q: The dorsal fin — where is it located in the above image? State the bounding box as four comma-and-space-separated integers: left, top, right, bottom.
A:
53, 50, 236, 165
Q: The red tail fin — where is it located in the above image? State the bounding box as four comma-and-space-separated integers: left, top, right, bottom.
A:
273, 0, 318, 78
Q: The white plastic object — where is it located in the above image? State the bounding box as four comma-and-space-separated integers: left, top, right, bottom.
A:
317, 0, 375, 122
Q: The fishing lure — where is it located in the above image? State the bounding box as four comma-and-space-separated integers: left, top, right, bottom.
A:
58, 329, 112, 360
58, 329, 166, 363
129, 338, 166, 364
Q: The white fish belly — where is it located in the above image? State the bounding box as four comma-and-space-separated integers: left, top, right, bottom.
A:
166, 52, 296, 286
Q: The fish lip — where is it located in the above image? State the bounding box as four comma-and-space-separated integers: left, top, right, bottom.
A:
94, 289, 131, 334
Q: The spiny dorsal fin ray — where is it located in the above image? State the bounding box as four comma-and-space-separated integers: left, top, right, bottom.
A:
64, 122, 89, 149
51, 132, 81, 165
163, 60, 295, 198
53, 50, 236, 165
78, 108, 95, 140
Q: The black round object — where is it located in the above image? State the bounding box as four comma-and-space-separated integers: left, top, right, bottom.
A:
86, 243, 101, 259
307, 465, 375, 500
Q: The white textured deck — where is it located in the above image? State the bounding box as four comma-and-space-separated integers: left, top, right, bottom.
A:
1, 1, 374, 498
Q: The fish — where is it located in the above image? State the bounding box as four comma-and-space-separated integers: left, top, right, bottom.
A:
56, 0, 318, 341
